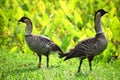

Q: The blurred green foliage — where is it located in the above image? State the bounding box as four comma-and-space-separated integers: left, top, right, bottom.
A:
0, 0, 120, 61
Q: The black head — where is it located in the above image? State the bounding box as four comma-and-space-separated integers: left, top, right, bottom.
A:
95, 9, 108, 17
18, 17, 30, 23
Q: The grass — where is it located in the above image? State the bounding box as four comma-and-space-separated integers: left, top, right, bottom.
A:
0, 49, 120, 80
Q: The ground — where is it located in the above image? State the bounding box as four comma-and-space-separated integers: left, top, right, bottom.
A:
0, 49, 120, 80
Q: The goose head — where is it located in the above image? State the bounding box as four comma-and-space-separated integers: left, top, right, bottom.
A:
18, 17, 31, 23
95, 9, 108, 17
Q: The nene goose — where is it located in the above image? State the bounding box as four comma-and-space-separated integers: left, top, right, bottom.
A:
60, 9, 108, 72
18, 17, 63, 68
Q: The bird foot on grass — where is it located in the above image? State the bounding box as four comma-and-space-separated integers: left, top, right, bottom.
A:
38, 64, 41, 68
78, 70, 80, 72
38, 65, 41, 68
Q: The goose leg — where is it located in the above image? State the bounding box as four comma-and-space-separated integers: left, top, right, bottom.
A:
89, 60, 92, 71
88, 57, 94, 71
78, 59, 83, 72
46, 55, 49, 68
38, 55, 41, 68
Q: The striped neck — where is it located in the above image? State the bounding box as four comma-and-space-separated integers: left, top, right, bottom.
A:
96, 31, 104, 35
94, 12, 103, 34
25, 20, 32, 35
25, 34, 32, 37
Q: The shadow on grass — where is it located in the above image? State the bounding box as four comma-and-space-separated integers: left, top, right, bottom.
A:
15, 66, 39, 73
2, 63, 61, 76
0, 68, 34, 79
0, 63, 39, 79
47, 65, 61, 69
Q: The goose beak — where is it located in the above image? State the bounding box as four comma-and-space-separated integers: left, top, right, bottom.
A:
105, 12, 108, 13
105, 11, 108, 14
18, 19, 21, 22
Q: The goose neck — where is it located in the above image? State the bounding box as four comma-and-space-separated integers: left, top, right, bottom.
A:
94, 14, 103, 34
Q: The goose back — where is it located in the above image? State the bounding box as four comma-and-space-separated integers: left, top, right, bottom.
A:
64, 33, 107, 60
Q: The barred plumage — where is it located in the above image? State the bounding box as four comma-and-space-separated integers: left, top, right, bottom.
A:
18, 17, 63, 68
60, 9, 108, 72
